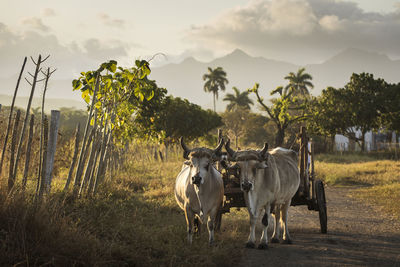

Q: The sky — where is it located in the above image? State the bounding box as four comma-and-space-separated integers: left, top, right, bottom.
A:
0, 0, 400, 99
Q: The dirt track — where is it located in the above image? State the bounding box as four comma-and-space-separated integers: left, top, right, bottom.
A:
240, 186, 400, 266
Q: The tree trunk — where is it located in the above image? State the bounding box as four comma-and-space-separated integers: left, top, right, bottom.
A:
213, 92, 216, 112
13, 55, 42, 182
361, 131, 366, 152
0, 57, 27, 176
64, 123, 80, 191
38, 116, 48, 199
8, 110, 21, 192
330, 135, 336, 152
73, 75, 99, 194
22, 114, 34, 190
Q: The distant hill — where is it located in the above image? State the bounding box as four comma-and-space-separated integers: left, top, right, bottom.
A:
1, 48, 399, 113
150, 48, 400, 111
0, 94, 86, 112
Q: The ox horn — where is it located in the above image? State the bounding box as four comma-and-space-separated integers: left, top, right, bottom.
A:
213, 138, 224, 157
180, 137, 191, 159
224, 139, 236, 159
259, 142, 269, 160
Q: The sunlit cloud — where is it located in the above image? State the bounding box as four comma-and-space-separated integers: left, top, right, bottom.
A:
186, 0, 400, 63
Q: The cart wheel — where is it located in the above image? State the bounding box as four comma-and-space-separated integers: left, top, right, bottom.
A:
215, 210, 222, 231
316, 179, 327, 234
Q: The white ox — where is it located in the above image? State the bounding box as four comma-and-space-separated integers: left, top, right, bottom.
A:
225, 140, 300, 249
175, 138, 224, 245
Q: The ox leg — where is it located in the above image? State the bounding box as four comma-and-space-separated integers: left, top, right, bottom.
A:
246, 212, 259, 248
271, 205, 280, 243
207, 207, 218, 245
184, 205, 194, 244
281, 200, 293, 244
259, 206, 270, 249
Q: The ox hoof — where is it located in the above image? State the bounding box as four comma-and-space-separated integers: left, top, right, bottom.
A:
270, 238, 279, 243
282, 239, 293, 244
257, 243, 268, 250
245, 241, 255, 248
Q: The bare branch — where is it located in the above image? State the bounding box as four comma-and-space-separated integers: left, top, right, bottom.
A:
30, 56, 37, 65
147, 52, 167, 63
24, 77, 33, 86
28, 72, 35, 78
40, 54, 50, 63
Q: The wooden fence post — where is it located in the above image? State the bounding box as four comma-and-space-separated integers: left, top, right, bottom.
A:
0, 57, 27, 176
8, 110, 21, 192
44, 110, 60, 193
22, 114, 34, 190
73, 75, 99, 195
13, 55, 43, 182
37, 116, 48, 199
64, 123, 80, 191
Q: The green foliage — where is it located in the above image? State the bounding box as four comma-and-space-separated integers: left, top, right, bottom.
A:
155, 96, 223, 142
308, 73, 391, 151
72, 60, 156, 143
250, 82, 307, 146
284, 67, 314, 98
380, 83, 400, 133
203, 67, 228, 111
223, 86, 253, 111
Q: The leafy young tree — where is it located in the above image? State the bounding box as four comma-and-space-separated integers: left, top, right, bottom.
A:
72, 60, 155, 144
203, 67, 228, 112
250, 83, 307, 147
284, 67, 314, 98
223, 86, 254, 111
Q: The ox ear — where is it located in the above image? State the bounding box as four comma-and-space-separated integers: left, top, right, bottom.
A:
180, 137, 190, 159
259, 142, 269, 160
224, 139, 236, 159
256, 161, 268, 169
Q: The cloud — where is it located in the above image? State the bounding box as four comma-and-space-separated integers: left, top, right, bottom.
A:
186, 0, 400, 63
41, 8, 56, 17
97, 13, 125, 28
20, 17, 50, 32
83, 38, 128, 60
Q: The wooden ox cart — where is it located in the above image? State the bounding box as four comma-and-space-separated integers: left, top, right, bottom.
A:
215, 127, 327, 234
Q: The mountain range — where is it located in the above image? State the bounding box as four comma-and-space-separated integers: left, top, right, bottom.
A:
1, 48, 399, 111
150, 48, 400, 111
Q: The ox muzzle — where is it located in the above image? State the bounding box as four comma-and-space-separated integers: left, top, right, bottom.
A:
241, 180, 253, 192
192, 173, 202, 186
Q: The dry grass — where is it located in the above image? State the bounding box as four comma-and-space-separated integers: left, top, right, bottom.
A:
0, 146, 250, 266
315, 154, 400, 220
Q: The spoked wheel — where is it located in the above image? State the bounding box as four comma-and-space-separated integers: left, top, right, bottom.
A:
315, 179, 327, 234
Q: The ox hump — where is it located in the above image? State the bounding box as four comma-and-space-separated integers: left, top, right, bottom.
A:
270, 147, 298, 161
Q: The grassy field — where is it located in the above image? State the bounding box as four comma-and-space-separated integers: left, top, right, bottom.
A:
0, 149, 250, 266
1, 149, 399, 266
315, 154, 400, 219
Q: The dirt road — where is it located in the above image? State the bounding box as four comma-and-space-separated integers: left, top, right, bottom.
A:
240, 186, 400, 266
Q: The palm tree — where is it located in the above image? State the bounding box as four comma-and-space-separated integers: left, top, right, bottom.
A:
223, 87, 254, 111
203, 67, 228, 112
284, 67, 314, 98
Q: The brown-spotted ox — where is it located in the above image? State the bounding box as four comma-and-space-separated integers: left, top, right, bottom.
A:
174, 137, 224, 245
225, 140, 299, 249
